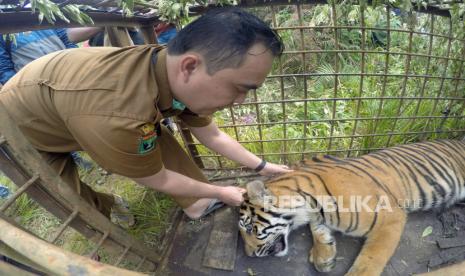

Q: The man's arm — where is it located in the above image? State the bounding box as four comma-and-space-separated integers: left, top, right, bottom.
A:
66, 27, 102, 43
132, 167, 245, 206
189, 121, 292, 175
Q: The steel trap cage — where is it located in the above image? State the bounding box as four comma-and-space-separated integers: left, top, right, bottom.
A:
183, 0, 465, 172
0, 0, 464, 274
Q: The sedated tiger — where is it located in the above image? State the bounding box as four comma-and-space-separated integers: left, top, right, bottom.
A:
239, 139, 465, 276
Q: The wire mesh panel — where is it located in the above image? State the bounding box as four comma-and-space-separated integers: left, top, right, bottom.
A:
187, 0, 465, 170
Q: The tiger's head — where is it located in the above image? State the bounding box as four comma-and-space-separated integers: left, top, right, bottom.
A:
239, 180, 311, 257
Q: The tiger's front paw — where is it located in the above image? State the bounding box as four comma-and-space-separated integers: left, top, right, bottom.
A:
309, 246, 337, 273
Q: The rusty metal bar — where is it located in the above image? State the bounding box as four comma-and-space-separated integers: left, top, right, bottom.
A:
271, 5, 287, 164
281, 49, 464, 62
327, 0, 339, 153
347, 3, 366, 158
297, 3, 305, 70
253, 90, 265, 160
0, 174, 39, 212
422, 17, 454, 134
272, 25, 465, 42
50, 208, 80, 243
104, 27, 134, 47
0, 255, 37, 276
450, 46, 465, 130
407, 15, 435, 133
296, 4, 309, 162
209, 115, 465, 128
266, 72, 465, 80
0, 136, 6, 146
114, 246, 131, 266
224, 96, 464, 106
89, 231, 110, 258
237, 0, 456, 17
140, 25, 157, 44
135, 256, 147, 271
176, 120, 205, 169
215, 106, 241, 169
452, 104, 465, 133
385, 12, 415, 147
228, 107, 240, 142
0, 240, 47, 275
0, 218, 143, 276
200, 145, 456, 159
190, 129, 465, 146
281, 77, 287, 164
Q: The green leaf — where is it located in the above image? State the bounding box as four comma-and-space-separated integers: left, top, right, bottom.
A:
247, 268, 257, 276
422, 226, 433, 237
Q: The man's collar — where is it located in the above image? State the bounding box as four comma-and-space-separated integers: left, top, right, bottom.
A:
154, 48, 174, 112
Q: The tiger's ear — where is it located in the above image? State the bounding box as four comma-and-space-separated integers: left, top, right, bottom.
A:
246, 180, 271, 206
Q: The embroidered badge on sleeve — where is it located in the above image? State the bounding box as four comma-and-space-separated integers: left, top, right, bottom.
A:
138, 123, 158, 154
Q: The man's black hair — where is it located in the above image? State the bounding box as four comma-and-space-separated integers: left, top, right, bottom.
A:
167, 8, 284, 74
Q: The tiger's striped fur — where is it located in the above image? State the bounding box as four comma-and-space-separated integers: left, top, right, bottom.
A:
239, 139, 465, 276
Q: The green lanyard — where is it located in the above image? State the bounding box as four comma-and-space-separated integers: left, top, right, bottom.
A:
172, 98, 186, 111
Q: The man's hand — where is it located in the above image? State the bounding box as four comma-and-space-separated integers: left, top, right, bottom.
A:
259, 162, 293, 176
218, 186, 247, 206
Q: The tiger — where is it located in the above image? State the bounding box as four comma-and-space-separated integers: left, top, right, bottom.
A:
239, 139, 465, 276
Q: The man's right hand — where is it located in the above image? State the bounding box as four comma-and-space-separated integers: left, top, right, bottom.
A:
218, 186, 247, 206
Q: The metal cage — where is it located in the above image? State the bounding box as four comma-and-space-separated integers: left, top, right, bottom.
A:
182, 0, 465, 172
0, 0, 464, 274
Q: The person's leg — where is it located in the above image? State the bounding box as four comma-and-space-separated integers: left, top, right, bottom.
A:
157, 125, 220, 218
39, 151, 115, 217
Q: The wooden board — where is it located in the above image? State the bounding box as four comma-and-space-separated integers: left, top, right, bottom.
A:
202, 207, 239, 271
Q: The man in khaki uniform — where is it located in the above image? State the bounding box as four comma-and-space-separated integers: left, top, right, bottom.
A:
0, 8, 290, 220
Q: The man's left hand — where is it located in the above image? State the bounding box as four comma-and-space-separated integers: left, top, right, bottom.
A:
259, 162, 292, 176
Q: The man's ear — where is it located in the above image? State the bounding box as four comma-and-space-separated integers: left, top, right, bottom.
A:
246, 180, 271, 206
179, 54, 201, 83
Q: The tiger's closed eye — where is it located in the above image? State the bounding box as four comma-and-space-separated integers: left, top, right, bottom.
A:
245, 224, 253, 234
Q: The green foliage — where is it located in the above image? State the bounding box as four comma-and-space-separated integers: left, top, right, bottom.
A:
1, 0, 464, 36
61, 5, 94, 25
1, 0, 239, 26
77, 154, 176, 249
203, 3, 465, 168
0, 173, 62, 240
31, 0, 66, 24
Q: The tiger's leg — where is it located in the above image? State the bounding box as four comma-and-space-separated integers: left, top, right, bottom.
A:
345, 210, 406, 276
308, 223, 337, 272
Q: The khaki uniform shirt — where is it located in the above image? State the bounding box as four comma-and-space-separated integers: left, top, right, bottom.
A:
0, 45, 211, 178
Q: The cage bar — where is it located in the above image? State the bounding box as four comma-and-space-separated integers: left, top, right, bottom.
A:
49, 209, 80, 243
0, 175, 39, 212
89, 230, 110, 258
114, 246, 131, 266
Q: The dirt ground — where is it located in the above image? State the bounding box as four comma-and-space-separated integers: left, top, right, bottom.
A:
157, 188, 465, 276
